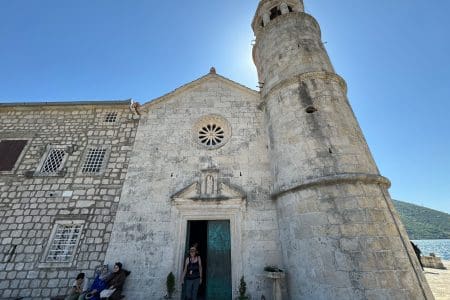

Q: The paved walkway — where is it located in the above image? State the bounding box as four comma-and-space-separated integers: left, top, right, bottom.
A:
424, 260, 450, 300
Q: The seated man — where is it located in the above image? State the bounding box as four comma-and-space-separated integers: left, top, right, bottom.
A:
65, 272, 89, 300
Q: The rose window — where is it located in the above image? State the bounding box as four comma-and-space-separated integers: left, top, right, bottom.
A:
198, 124, 225, 146
193, 115, 231, 149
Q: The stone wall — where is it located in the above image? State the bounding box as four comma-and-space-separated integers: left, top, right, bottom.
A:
276, 181, 432, 299
252, 2, 434, 299
0, 101, 139, 299
422, 255, 446, 270
104, 74, 284, 299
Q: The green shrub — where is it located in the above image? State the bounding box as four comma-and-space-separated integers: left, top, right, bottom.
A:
238, 276, 249, 300
166, 272, 175, 298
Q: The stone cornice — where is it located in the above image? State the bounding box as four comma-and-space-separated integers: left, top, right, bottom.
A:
0, 99, 132, 108
271, 173, 391, 199
258, 71, 347, 108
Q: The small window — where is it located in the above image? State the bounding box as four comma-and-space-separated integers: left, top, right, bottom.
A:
45, 221, 83, 263
0, 140, 28, 171
270, 6, 282, 20
40, 148, 67, 174
104, 112, 118, 123
82, 148, 107, 173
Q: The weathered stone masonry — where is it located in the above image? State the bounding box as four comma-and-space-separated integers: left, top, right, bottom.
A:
252, 0, 434, 299
0, 1, 436, 299
103, 74, 282, 299
0, 101, 139, 299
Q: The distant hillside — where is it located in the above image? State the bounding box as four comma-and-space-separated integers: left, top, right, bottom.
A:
392, 200, 450, 239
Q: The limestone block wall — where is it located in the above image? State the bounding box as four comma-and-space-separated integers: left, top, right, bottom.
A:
422, 255, 446, 270
253, 11, 334, 95
105, 75, 283, 299
0, 102, 138, 299
252, 2, 434, 299
276, 182, 433, 299
264, 75, 379, 193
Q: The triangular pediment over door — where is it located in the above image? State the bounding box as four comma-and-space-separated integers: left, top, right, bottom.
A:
171, 169, 246, 206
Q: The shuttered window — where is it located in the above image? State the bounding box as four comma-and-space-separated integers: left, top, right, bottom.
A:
0, 140, 27, 171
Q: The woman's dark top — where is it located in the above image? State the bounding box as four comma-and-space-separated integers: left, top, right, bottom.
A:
106, 270, 127, 290
186, 257, 200, 280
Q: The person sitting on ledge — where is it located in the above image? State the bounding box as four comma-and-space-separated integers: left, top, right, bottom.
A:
65, 272, 89, 300
82, 265, 110, 300
99, 262, 130, 300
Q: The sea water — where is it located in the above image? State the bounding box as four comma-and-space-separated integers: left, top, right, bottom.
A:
412, 239, 450, 260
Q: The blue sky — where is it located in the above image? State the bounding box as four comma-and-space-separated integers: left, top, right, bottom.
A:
1, 0, 449, 213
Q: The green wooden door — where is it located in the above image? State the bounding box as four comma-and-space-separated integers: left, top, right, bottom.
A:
206, 220, 232, 300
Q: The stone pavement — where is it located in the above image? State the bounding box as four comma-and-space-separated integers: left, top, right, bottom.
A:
425, 260, 450, 300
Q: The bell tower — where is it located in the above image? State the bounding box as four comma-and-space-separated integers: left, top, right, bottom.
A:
252, 1, 434, 299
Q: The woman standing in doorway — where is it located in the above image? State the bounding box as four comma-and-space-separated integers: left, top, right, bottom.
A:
181, 246, 203, 300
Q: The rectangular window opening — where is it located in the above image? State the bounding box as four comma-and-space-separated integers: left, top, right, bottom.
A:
46, 223, 83, 263
41, 148, 67, 174
0, 140, 28, 171
82, 148, 107, 173
104, 112, 118, 123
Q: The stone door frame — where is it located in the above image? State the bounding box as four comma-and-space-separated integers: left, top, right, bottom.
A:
172, 198, 245, 299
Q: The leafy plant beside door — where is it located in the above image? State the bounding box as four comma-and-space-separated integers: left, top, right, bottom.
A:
165, 272, 175, 299
238, 276, 249, 300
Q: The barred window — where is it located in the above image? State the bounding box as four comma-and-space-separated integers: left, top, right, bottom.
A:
46, 222, 83, 263
0, 140, 28, 171
104, 112, 118, 123
40, 148, 67, 174
82, 148, 106, 173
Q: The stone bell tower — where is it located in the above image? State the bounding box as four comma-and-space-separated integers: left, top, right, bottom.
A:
252, 1, 434, 299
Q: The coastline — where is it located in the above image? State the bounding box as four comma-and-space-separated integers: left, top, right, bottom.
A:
424, 260, 450, 300
413, 239, 450, 261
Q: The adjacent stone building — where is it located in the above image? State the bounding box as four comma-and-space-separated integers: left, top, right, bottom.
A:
0, 101, 139, 298
1, 0, 434, 299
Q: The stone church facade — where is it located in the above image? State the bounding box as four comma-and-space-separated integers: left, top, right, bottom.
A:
0, 0, 434, 299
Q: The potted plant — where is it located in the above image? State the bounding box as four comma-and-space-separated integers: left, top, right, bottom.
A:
238, 276, 249, 300
165, 272, 175, 299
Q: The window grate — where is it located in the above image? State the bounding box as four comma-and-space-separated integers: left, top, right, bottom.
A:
104, 112, 118, 123
46, 224, 82, 262
82, 148, 106, 173
41, 149, 66, 174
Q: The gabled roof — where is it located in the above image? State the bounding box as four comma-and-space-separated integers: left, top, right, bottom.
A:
142, 69, 259, 110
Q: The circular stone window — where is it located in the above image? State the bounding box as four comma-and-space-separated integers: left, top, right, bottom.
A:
193, 115, 231, 149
